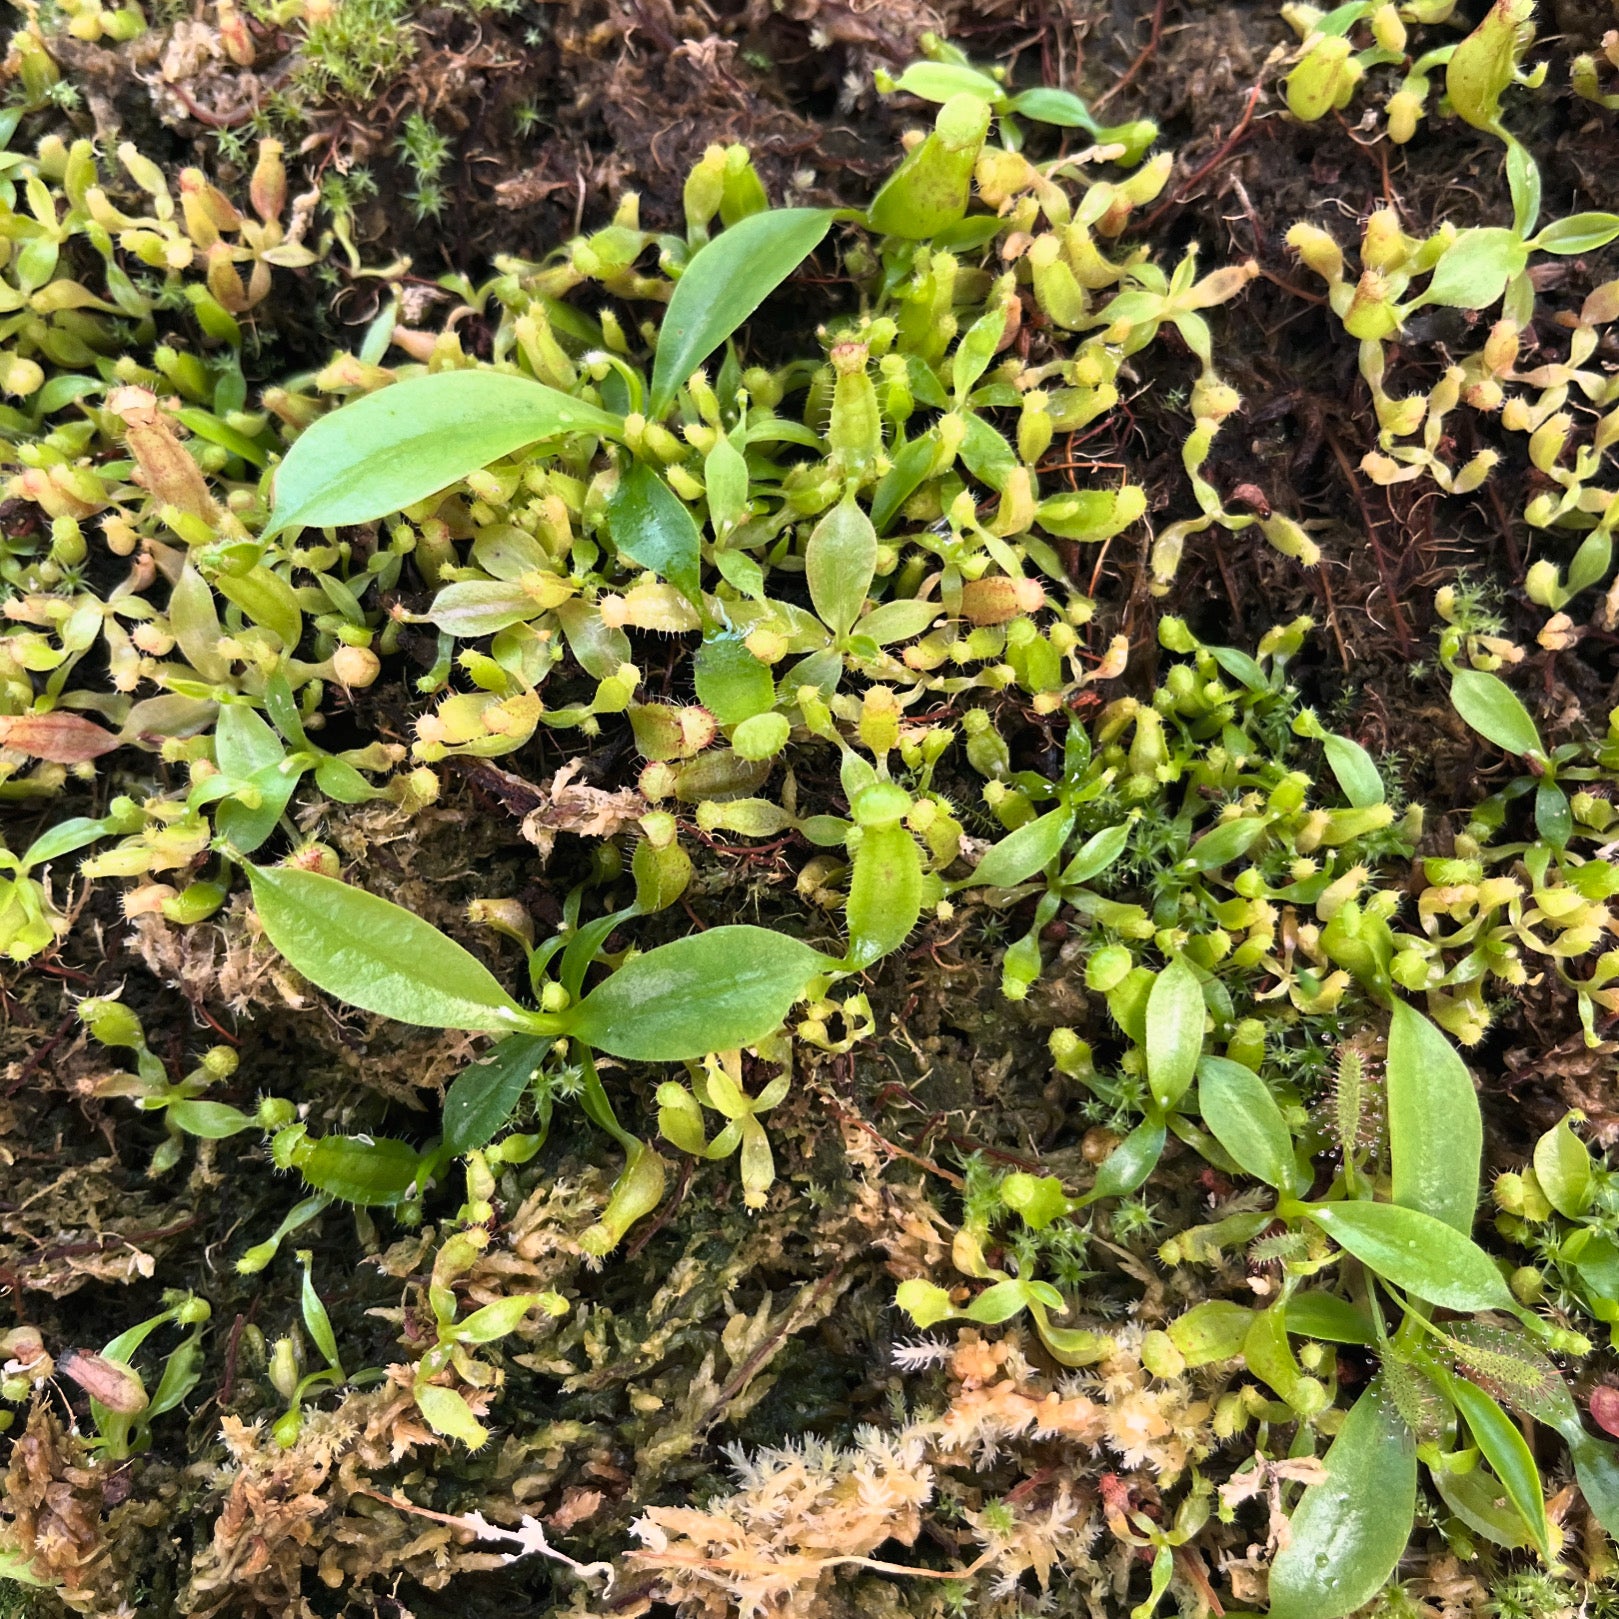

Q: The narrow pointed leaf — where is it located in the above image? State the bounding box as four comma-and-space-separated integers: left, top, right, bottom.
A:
963, 806, 1074, 891
1449, 1375, 1550, 1556
651, 208, 835, 415
248, 865, 529, 1033
266, 371, 622, 535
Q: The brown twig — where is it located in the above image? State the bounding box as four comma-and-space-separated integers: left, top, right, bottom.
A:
1325, 430, 1413, 657
1144, 85, 1264, 233
1095, 0, 1167, 110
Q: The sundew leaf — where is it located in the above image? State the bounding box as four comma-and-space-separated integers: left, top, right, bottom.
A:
1145, 956, 1204, 1111
1196, 1056, 1294, 1190
1307, 1202, 1513, 1310
247, 865, 529, 1034
1387, 1001, 1482, 1234
1450, 667, 1544, 757
650, 208, 835, 415
265, 371, 622, 536
564, 925, 829, 1061
1267, 1378, 1416, 1619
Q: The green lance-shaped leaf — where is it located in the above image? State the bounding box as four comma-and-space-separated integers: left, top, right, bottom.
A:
1197, 1055, 1294, 1190
265, 372, 622, 536
1531, 211, 1619, 255
1267, 1377, 1416, 1619
606, 460, 704, 608
960, 805, 1074, 892
1306, 1202, 1514, 1311
1449, 668, 1544, 758
1059, 821, 1130, 886
1145, 956, 1204, 1111
564, 926, 829, 1062
1387, 1001, 1481, 1234
1078, 1118, 1166, 1206
805, 496, 877, 639
650, 207, 835, 416
247, 865, 530, 1034
1448, 1373, 1551, 1557
442, 1034, 551, 1157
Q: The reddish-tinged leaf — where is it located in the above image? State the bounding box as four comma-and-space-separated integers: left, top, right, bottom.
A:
0, 712, 121, 762
1590, 1386, 1619, 1437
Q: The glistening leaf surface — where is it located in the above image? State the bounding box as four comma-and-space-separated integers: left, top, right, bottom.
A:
1307, 1201, 1513, 1310
248, 865, 528, 1033
266, 371, 622, 535
565, 925, 828, 1061
1267, 1378, 1416, 1619
650, 209, 835, 415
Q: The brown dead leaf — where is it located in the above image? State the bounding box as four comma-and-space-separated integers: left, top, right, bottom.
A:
0, 712, 121, 763
520, 759, 645, 863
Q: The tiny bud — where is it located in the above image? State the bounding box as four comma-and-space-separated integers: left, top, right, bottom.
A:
332, 645, 380, 688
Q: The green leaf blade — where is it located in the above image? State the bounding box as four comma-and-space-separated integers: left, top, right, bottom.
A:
266, 372, 622, 536
566, 925, 829, 1061
1450, 1375, 1551, 1557
1267, 1378, 1416, 1619
443, 1034, 551, 1156
1450, 668, 1543, 757
964, 806, 1074, 891
247, 865, 529, 1034
1145, 956, 1204, 1111
1307, 1201, 1512, 1311
1387, 1001, 1482, 1234
650, 208, 835, 415
1196, 1056, 1294, 1190
606, 461, 703, 605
